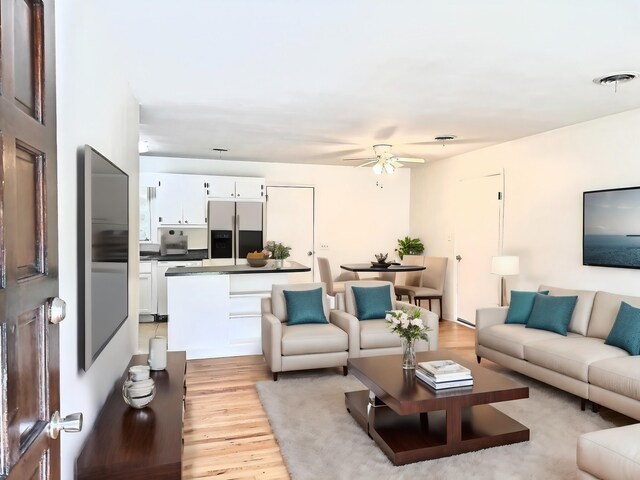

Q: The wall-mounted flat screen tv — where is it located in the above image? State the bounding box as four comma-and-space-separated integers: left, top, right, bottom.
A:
80, 145, 129, 370
583, 186, 640, 269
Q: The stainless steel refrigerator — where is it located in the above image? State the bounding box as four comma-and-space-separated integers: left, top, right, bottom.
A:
207, 200, 264, 265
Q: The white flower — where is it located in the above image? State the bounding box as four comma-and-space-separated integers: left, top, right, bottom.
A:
412, 318, 424, 329
400, 318, 410, 328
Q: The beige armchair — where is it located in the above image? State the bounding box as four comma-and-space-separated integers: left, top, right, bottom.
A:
395, 256, 448, 320
261, 282, 349, 381
330, 280, 439, 358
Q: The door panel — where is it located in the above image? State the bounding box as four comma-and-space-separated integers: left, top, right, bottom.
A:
1, 0, 61, 478
455, 174, 502, 325
15, 143, 45, 280
266, 186, 314, 283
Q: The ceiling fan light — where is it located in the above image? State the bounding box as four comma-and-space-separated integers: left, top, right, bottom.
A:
373, 163, 384, 175
384, 163, 395, 174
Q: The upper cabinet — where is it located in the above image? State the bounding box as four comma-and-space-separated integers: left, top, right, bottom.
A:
156, 174, 207, 227
140, 173, 265, 230
205, 177, 265, 202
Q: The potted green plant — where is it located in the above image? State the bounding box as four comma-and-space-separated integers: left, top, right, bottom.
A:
264, 241, 291, 268
395, 236, 425, 260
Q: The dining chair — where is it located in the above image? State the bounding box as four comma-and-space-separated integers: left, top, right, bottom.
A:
393, 255, 425, 300
396, 256, 448, 320
317, 257, 358, 296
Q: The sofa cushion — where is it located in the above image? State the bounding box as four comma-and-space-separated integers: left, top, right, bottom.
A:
284, 288, 328, 325
539, 285, 596, 336
505, 291, 549, 324
281, 323, 348, 356
577, 424, 640, 480
345, 281, 396, 317
605, 302, 640, 355
588, 291, 640, 340
589, 356, 640, 400
524, 337, 627, 382
526, 294, 577, 335
272, 283, 329, 323
352, 285, 393, 320
360, 319, 401, 349
477, 324, 576, 359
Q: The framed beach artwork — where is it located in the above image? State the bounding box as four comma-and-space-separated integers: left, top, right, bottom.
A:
583, 186, 640, 269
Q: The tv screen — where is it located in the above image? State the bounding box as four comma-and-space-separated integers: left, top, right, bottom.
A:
81, 145, 129, 370
583, 186, 640, 269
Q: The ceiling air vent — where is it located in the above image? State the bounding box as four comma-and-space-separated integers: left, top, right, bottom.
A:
593, 72, 638, 91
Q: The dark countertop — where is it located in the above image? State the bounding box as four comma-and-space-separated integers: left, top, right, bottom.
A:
139, 249, 208, 261
165, 260, 311, 276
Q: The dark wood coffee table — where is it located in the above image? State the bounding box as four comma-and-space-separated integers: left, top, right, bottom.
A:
346, 350, 529, 465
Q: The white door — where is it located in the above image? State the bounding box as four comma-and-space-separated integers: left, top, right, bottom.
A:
455, 174, 503, 325
266, 186, 314, 283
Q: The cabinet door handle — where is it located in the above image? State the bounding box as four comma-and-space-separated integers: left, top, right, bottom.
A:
178, 220, 182, 224
184, 220, 189, 224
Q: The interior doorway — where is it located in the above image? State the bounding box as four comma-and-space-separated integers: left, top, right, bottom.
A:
265, 186, 315, 283
455, 173, 503, 325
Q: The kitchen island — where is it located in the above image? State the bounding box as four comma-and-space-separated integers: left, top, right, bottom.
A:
166, 260, 310, 359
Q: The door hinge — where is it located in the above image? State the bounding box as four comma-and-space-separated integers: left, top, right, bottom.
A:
159, 216, 163, 222
158, 181, 161, 187
498, 192, 502, 200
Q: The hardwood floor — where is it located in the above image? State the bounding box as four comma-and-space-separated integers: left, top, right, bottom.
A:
182, 319, 476, 479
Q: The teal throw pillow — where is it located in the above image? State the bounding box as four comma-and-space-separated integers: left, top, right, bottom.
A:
605, 302, 640, 355
505, 291, 550, 324
526, 294, 577, 335
283, 288, 328, 326
352, 285, 392, 320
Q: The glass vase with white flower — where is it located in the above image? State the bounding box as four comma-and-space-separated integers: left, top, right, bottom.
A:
385, 307, 431, 369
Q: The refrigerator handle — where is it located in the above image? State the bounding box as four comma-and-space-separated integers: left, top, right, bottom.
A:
236, 214, 241, 261
232, 215, 236, 260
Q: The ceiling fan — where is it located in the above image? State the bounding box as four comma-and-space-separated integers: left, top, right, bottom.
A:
343, 144, 425, 174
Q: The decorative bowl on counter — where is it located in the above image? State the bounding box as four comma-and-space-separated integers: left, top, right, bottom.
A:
247, 252, 268, 267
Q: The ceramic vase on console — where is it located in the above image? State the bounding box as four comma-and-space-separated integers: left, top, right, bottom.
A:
401, 338, 416, 370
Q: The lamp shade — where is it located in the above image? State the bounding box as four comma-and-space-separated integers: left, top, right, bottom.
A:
491, 256, 519, 276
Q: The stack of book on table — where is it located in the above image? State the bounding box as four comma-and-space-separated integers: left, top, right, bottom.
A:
416, 359, 473, 390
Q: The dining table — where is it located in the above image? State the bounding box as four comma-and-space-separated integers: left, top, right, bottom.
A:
340, 263, 426, 273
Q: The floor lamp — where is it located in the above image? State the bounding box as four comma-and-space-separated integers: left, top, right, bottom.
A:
491, 256, 520, 307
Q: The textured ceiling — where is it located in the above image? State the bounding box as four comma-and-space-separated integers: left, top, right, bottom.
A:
93, 0, 640, 166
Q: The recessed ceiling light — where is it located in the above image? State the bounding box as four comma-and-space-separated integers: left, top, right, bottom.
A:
593, 72, 639, 91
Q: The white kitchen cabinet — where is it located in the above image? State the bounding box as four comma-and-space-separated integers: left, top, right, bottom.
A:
235, 180, 264, 200
156, 174, 207, 226
139, 261, 157, 316
206, 177, 236, 199
205, 176, 265, 202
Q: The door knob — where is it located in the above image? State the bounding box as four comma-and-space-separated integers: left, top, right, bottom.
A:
456, 255, 462, 262
49, 411, 83, 439
307, 251, 313, 256
46, 297, 67, 324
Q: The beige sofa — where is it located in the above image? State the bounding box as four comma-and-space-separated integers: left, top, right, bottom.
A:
476, 285, 640, 419
475, 285, 640, 480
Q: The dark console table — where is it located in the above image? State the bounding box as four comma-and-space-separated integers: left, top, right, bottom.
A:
76, 351, 187, 479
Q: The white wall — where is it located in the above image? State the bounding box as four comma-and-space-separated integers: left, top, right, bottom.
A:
56, 2, 139, 478
142, 157, 411, 276
411, 108, 640, 320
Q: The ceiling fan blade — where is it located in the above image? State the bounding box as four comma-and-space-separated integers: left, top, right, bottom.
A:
395, 157, 425, 163
357, 160, 377, 167
343, 157, 376, 162
391, 160, 403, 168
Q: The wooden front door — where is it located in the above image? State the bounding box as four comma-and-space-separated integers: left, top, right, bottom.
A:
0, 0, 63, 478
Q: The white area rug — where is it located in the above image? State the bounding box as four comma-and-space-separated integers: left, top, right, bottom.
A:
256, 370, 627, 480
